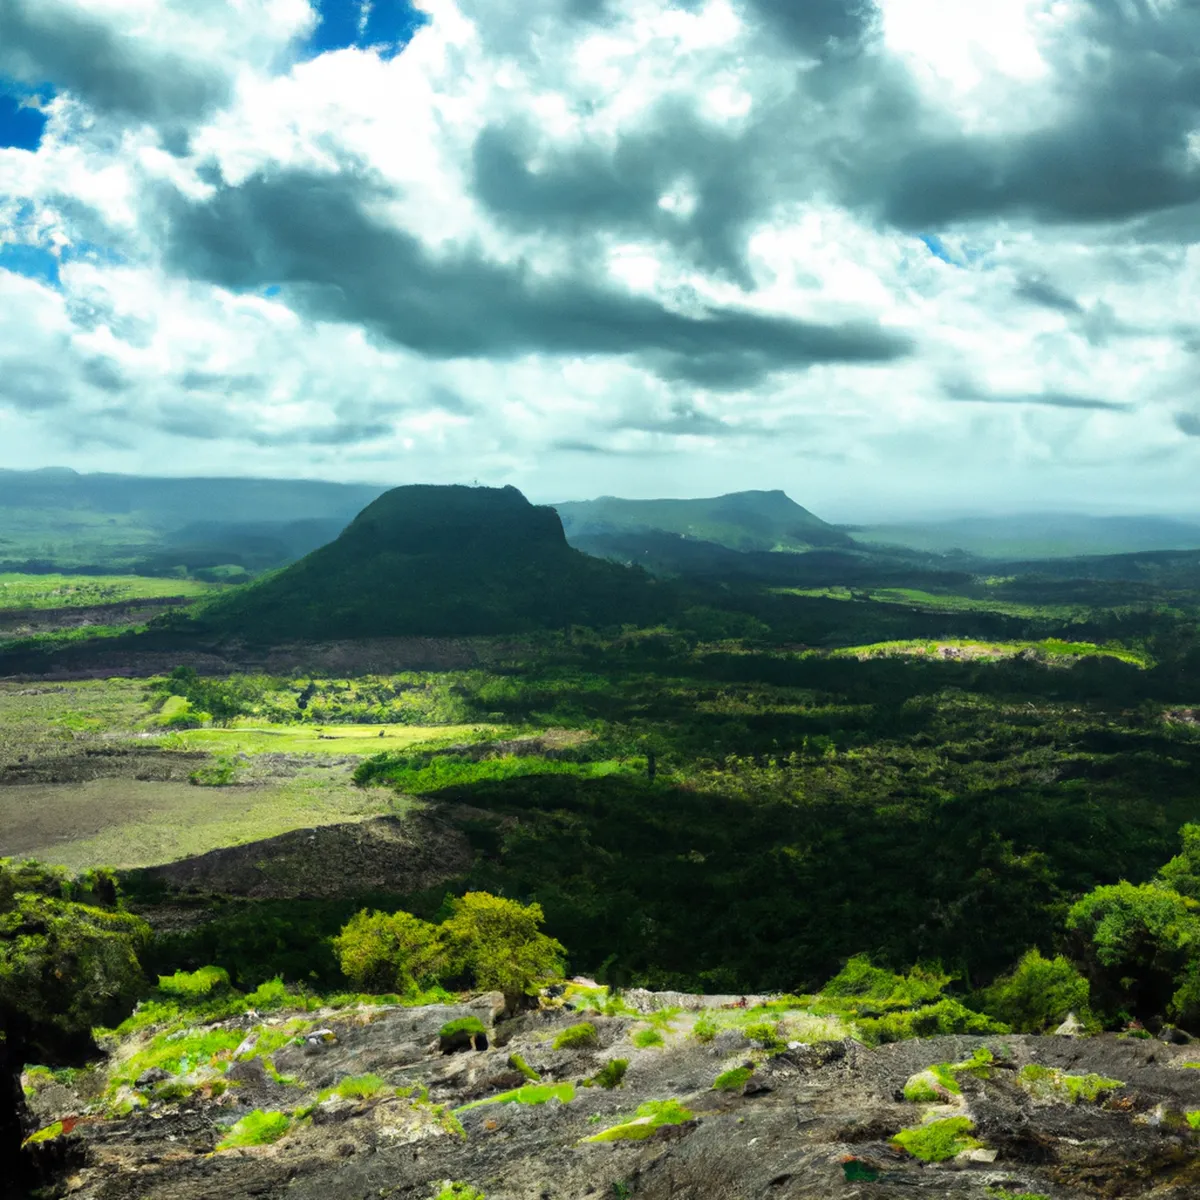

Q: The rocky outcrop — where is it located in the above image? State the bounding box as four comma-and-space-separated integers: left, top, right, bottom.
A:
19, 990, 1200, 1200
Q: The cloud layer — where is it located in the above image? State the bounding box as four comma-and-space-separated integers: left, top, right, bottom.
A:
2, 0, 1200, 516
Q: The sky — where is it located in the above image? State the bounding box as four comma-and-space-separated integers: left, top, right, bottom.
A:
3, 0, 1200, 519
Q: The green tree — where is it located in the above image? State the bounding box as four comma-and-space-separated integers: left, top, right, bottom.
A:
442, 892, 565, 1011
332, 909, 445, 995
1, 859, 149, 1184
1157, 823, 1200, 901
976, 949, 1092, 1033
1066, 881, 1199, 1020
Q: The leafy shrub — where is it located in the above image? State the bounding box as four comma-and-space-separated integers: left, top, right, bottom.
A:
977, 950, 1091, 1033
554, 1022, 598, 1050
821, 956, 950, 1015
856, 999, 1008, 1047
333, 909, 445, 995
216, 1109, 292, 1150
742, 1020, 784, 1050
156, 965, 231, 998
693, 1014, 718, 1043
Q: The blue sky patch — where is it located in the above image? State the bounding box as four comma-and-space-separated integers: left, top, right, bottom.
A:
0, 89, 49, 152
303, 0, 429, 61
0, 244, 60, 286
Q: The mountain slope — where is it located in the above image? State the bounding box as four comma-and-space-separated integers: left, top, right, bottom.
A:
197, 484, 667, 641
555, 489, 852, 553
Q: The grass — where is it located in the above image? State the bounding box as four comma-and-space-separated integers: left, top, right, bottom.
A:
318, 1074, 390, 1101
1, 773, 407, 870
582, 1099, 693, 1143
215, 1109, 292, 1150
632, 1027, 664, 1049
585, 1059, 628, 1089
891, 1116, 982, 1162
162, 722, 496, 758
827, 637, 1151, 668
454, 1083, 575, 1113
0, 572, 222, 610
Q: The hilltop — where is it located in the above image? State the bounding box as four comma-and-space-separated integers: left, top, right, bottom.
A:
555, 490, 853, 554
196, 484, 667, 642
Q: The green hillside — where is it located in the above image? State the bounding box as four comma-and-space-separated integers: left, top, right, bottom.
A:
196, 484, 668, 641
555, 489, 852, 552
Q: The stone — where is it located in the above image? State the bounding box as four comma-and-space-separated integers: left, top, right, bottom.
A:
136, 1068, 171, 1087
1055, 1012, 1086, 1037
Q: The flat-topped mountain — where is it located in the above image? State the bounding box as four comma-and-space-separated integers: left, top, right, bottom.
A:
197, 484, 665, 641
556, 489, 852, 553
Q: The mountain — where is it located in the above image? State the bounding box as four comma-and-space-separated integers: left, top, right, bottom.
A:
555, 489, 853, 553
196, 484, 668, 641
850, 513, 1200, 559
0, 469, 387, 573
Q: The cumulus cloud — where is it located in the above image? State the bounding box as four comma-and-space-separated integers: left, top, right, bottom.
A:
2, 0, 1200, 514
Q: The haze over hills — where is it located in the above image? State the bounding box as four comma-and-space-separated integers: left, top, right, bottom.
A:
197, 484, 668, 641
0, 468, 387, 575
556, 489, 853, 553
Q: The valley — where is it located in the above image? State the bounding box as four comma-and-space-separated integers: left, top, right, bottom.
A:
5, 481, 1200, 1198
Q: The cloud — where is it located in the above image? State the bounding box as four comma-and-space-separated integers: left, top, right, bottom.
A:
945, 380, 1130, 412
0, 0, 231, 125
741, 0, 879, 54
1177, 412, 1200, 438
161, 165, 912, 384
1014, 276, 1083, 315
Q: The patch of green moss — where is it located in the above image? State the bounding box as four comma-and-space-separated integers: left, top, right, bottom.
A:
1017, 1063, 1123, 1104
713, 1066, 753, 1092
585, 1059, 628, 1089
455, 1082, 576, 1113
317, 1073, 390, 1102
430, 1185, 485, 1200
554, 1022, 598, 1050
632, 1027, 663, 1049
441, 1017, 487, 1040
1185, 1110, 1200, 1129
215, 1109, 291, 1150
891, 1116, 982, 1162
157, 965, 231, 998
902, 1047, 995, 1101
583, 1098, 693, 1143
22, 1121, 65, 1147
693, 1015, 717, 1043
986, 1191, 1049, 1200
508, 1052, 540, 1082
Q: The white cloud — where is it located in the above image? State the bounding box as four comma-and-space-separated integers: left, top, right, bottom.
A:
1, 0, 1200, 516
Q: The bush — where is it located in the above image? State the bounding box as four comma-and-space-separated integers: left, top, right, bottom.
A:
156, 965, 231, 998
856, 999, 1008, 1047
977, 950, 1092, 1033
553, 1022, 598, 1050
333, 908, 445, 995
632, 1027, 663, 1049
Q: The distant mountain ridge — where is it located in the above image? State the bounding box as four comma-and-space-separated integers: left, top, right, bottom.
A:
197, 484, 668, 641
556, 489, 852, 553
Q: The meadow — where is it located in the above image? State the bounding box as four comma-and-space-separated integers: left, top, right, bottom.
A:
0, 573, 222, 610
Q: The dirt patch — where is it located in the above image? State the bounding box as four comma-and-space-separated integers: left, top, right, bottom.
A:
131, 811, 471, 899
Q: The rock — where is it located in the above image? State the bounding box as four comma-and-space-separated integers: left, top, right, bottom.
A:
311, 1098, 358, 1126
303, 1029, 337, 1052
135, 1068, 171, 1087
741, 1075, 774, 1097
1055, 1012, 1086, 1037
960, 1148, 999, 1164
225, 1058, 270, 1087
1157, 1024, 1193, 1045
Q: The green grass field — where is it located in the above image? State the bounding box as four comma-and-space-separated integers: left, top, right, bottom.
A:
0, 772, 408, 870
776, 585, 1088, 621
160, 723, 500, 756
825, 637, 1152, 667
0, 573, 223, 610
